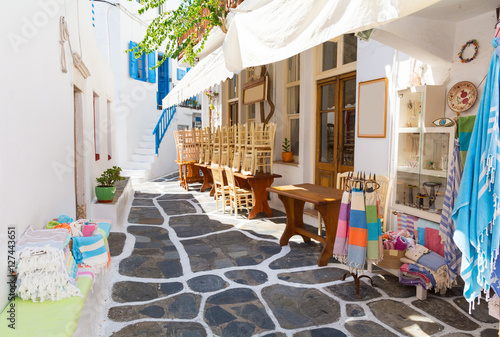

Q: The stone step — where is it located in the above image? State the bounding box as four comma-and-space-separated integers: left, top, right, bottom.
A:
120, 169, 149, 184
135, 147, 156, 155
142, 134, 155, 142
139, 141, 155, 149
131, 154, 155, 163
123, 161, 151, 170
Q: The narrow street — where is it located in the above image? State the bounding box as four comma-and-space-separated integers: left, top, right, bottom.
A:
103, 175, 498, 337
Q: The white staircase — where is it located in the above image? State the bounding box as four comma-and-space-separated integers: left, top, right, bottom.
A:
121, 128, 157, 183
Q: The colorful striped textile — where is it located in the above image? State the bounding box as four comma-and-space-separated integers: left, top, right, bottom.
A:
366, 190, 382, 263
452, 38, 500, 309
72, 234, 110, 271
397, 213, 417, 238
17, 227, 69, 251
333, 190, 351, 263
458, 115, 476, 170
347, 189, 368, 271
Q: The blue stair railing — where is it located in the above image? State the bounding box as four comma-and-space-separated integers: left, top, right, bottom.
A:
153, 105, 176, 155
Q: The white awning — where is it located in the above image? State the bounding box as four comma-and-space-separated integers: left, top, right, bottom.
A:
223, 0, 442, 72
162, 46, 234, 108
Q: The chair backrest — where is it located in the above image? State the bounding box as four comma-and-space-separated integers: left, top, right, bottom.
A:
224, 166, 237, 192
336, 171, 361, 191
211, 165, 223, 187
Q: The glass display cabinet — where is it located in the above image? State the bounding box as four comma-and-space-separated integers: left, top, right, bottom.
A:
393, 85, 453, 223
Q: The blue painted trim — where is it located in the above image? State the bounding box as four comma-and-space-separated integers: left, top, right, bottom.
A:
153, 105, 176, 155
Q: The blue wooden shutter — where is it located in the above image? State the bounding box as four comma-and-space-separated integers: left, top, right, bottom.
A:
147, 52, 156, 83
129, 41, 138, 79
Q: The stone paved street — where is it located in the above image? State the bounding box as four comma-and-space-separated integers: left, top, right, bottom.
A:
103, 175, 499, 337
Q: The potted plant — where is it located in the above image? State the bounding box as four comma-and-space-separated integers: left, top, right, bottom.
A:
95, 166, 125, 203
282, 138, 293, 162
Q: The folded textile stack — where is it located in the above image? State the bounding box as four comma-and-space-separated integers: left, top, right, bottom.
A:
399, 244, 450, 292
382, 229, 414, 250
15, 227, 81, 302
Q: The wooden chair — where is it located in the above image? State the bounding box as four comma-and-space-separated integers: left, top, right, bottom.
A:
174, 129, 200, 191
204, 127, 213, 165
224, 166, 253, 217
241, 122, 276, 175
241, 122, 255, 175
253, 122, 276, 174
211, 126, 222, 166
211, 165, 230, 214
220, 125, 235, 167
232, 123, 247, 172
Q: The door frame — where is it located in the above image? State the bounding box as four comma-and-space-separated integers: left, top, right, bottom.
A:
315, 71, 356, 188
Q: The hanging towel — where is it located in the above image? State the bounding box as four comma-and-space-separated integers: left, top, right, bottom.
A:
439, 138, 463, 286
347, 188, 368, 271
366, 189, 382, 263
333, 190, 351, 263
458, 115, 476, 169
452, 38, 500, 309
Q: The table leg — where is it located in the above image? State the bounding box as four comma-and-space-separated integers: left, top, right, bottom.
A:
199, 166, 213, 192
248, 177, 274, 219
316, 201, 341, 266
277, 195, 310, 246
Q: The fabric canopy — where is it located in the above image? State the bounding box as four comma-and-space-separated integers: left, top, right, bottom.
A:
223, 0, 442, 72
162, 46, 234, 108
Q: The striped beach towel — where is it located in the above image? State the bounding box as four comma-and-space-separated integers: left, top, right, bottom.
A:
397, 213, 418, 238
333, 190, 351, 263
366, 189, 382, 263
72, 234, 110, 271
439, 138, 462, 286
453, 38, 500, 310
347, 188, 368, 271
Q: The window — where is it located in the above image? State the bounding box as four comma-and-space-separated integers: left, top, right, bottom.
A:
227, 75, 239, 125
129, 41, 156, 83
177, 68, 186, 80
93, 93, 100, 161
284, 55, 300, 156
320, 34, 357, 73
245, 104, 256, 124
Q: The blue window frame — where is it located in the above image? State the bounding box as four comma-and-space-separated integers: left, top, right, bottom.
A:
129, 41, 156, 83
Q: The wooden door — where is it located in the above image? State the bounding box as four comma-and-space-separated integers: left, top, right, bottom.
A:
315, 73, 356, 188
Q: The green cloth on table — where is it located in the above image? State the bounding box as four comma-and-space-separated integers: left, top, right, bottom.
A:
0, 276, 92, 337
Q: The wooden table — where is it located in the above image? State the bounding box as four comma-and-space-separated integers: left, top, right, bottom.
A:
194, 163, 213, 194
234, 172, 282, 219
175, 160, 203, 191
267, 183, 343, 266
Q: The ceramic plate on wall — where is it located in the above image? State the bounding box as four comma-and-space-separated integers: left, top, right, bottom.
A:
447, 81, 477, 113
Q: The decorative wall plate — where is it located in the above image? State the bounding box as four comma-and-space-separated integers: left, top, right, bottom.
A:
447, 81, 477, 113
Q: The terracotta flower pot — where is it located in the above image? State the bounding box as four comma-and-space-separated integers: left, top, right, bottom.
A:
282, 152, 294, 162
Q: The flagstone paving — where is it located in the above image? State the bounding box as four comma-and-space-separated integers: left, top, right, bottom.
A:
103, 175, 499, 337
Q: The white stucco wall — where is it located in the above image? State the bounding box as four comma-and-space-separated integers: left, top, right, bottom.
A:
444, 11, 495, 120
0, 0, 115, 311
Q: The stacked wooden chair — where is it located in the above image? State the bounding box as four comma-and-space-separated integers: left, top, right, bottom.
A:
232, 123, 247, 172
241, 122, 276, 175
173, 129, 202, 191
211, 165, 230, 213
224, 166, 253, 217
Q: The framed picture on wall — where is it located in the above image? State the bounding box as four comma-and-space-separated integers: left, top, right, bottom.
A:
357, 77, 387, 138
242, 76, 267, 105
